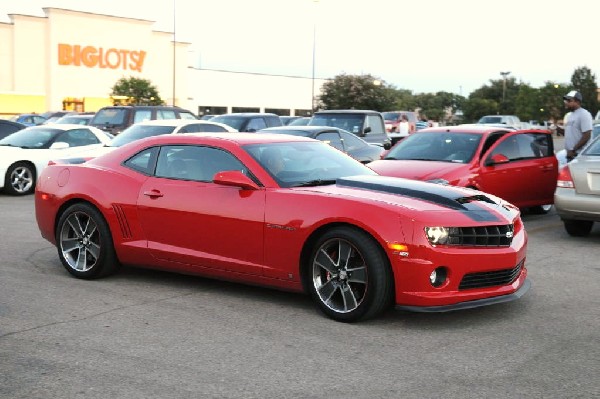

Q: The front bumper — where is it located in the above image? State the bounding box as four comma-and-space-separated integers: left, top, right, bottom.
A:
396, 278, 531, 312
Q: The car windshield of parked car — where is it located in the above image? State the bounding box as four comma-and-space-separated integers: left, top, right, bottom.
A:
244, 141, 376, 188
384, 132, 482, 163
260, 129, 313, 137
582, 136, 600, 155
478, 116, 503, 124
93, 108, 126, 125
0, 128, 60, 148
109, 124, 176, 147
382, 112, 400, 122
310, 114, 364, 135
209, 116, 246, 130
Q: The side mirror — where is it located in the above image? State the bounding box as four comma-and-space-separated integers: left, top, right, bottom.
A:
362, 126, 372, 136
213, 170, 259, 190
50, 142, 69, 150
485, 153, 509, 166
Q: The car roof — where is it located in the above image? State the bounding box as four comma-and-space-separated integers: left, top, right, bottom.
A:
214, 113, 279, 117
261, 126, 340, 133
22, 124, 94, 131
422, 125, 516, 134
132, 119, 237, 131
314, 110, 380, 115
138, 132, 316, 146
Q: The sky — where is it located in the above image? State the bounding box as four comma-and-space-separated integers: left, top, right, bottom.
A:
2, 0, 599, 96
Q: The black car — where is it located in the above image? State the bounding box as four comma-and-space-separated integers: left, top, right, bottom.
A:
210, 113, 282, 132
259, 126, 384, 163
0, 119, 26, 140
89, 105, 198, 135
309, 110, 391, 149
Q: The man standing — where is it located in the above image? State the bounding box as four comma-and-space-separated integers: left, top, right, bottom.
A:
563, 90, 593, 162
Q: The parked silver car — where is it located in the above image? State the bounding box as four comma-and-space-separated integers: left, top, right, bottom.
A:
555, 134, 600, 236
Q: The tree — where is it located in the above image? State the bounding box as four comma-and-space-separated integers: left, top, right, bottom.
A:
461, 98, 498, 122
571, 66, 599, 116
317, 73, 396, 111
110, 76, 164, 105
414, 91, 465, 123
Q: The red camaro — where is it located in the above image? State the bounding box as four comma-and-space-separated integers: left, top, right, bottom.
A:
35, 133, 530, 322
369, 126, 558, 213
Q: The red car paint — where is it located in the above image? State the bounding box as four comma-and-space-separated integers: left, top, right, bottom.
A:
368, 126, 558, 210
35, 133, 529, 318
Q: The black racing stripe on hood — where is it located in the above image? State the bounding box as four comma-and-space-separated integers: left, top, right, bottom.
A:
337, 175, 503, 222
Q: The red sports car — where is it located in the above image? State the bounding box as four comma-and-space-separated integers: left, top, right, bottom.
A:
35, 133, 530, 322
369, 126, 558, 214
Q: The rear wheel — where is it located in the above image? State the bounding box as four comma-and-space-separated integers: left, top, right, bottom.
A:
307, 227, 392, 322
4, 162, 35, 195
563, 220, 593, 237
56, 203, 120, 279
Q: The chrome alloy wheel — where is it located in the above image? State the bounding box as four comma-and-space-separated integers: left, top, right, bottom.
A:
312, 238, 368, 314
9, 165, 34, 194
59, 211, 101, 272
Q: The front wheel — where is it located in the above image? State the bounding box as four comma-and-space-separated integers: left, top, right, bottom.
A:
307, 227, 392, 322
56, 203, 120, 279
563, 220, 593, 237
4, 162, 35, 195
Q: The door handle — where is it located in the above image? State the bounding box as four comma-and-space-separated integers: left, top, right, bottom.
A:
143, 190, 164, 198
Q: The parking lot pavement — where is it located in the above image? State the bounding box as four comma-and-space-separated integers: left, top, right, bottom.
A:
1, 195, 599, 398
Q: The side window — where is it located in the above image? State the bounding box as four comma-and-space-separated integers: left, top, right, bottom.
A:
123, 147, 159, 175
246, 118, 267, 132
366, 115, 384, 134
340, 131, 366, 151
157, 110, 177, 120
178, 112, 197, 120
317, 132, 343, 151
491, 136, 521, 161
517, 133, 551, 158
133, 110, 152, 123
155, 145, 248, 182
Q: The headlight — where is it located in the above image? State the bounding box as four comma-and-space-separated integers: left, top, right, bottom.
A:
425, 227, 449, 245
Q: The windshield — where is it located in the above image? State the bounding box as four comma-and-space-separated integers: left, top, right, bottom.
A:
310, 114, 364, 135
0, 127, 61, 149
261, 129, 312, 137
244, 141, 376, 188
384, 132, 482, 163
210, 116, 246, 130
110, 125, 176, 147
478, 116, 503, 124
382, 112, 400, 122
92, 108, 127, 125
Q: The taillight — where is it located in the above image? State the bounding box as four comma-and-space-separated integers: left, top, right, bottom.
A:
557, 166, 575, 188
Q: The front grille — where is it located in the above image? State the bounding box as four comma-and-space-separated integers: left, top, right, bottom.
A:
446, 224, 514, 247
459, 260, 524, 290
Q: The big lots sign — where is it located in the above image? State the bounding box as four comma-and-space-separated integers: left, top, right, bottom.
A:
58, 44, 147, 72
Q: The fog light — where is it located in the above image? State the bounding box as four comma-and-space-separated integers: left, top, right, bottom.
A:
429, 267, 447, 287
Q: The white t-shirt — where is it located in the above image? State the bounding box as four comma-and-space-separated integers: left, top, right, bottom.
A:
398, 121, 409, 136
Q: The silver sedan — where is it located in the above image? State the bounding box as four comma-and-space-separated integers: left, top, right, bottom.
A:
555, 134, 600, 236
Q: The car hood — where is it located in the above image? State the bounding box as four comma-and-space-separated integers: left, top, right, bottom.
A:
303, 175, 518, 224
368, 159, 467, 181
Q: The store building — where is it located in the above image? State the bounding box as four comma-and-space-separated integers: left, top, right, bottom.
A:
0, 7, 325, 118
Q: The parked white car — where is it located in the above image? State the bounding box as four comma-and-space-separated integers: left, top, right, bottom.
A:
0, 124, 113, 195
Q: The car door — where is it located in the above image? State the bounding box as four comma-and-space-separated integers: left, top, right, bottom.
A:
480, 131, 557, 207
136, 144, 266, 275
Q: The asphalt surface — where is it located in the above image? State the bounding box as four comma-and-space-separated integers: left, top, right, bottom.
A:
1, 137, 599, 399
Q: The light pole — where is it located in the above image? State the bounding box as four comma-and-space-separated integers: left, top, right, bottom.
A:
500, 71, 510, 106
311, 0, 319, 114
172, 0, 176, 106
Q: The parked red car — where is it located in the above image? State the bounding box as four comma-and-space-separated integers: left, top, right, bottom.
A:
368, 126, 558, 213
35, 133, 529, 321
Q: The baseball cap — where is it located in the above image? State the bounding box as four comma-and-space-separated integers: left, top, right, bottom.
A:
563, 90, 583, 102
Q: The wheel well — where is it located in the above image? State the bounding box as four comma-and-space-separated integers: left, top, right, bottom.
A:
53, 198, 98, 238
298, 222, 393, 294
7, 160, 37, 179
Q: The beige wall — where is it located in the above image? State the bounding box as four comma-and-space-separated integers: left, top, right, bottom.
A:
0, 7, 324, 116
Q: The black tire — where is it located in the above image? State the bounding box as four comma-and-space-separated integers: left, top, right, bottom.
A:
563, 220, 594, 237
4, 162, 35, 195
307, 227, 393, 322
56, 203, 120, 279
530, 204, 553, 215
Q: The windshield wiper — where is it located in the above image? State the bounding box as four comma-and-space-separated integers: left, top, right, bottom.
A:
292, 179, 337, 187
